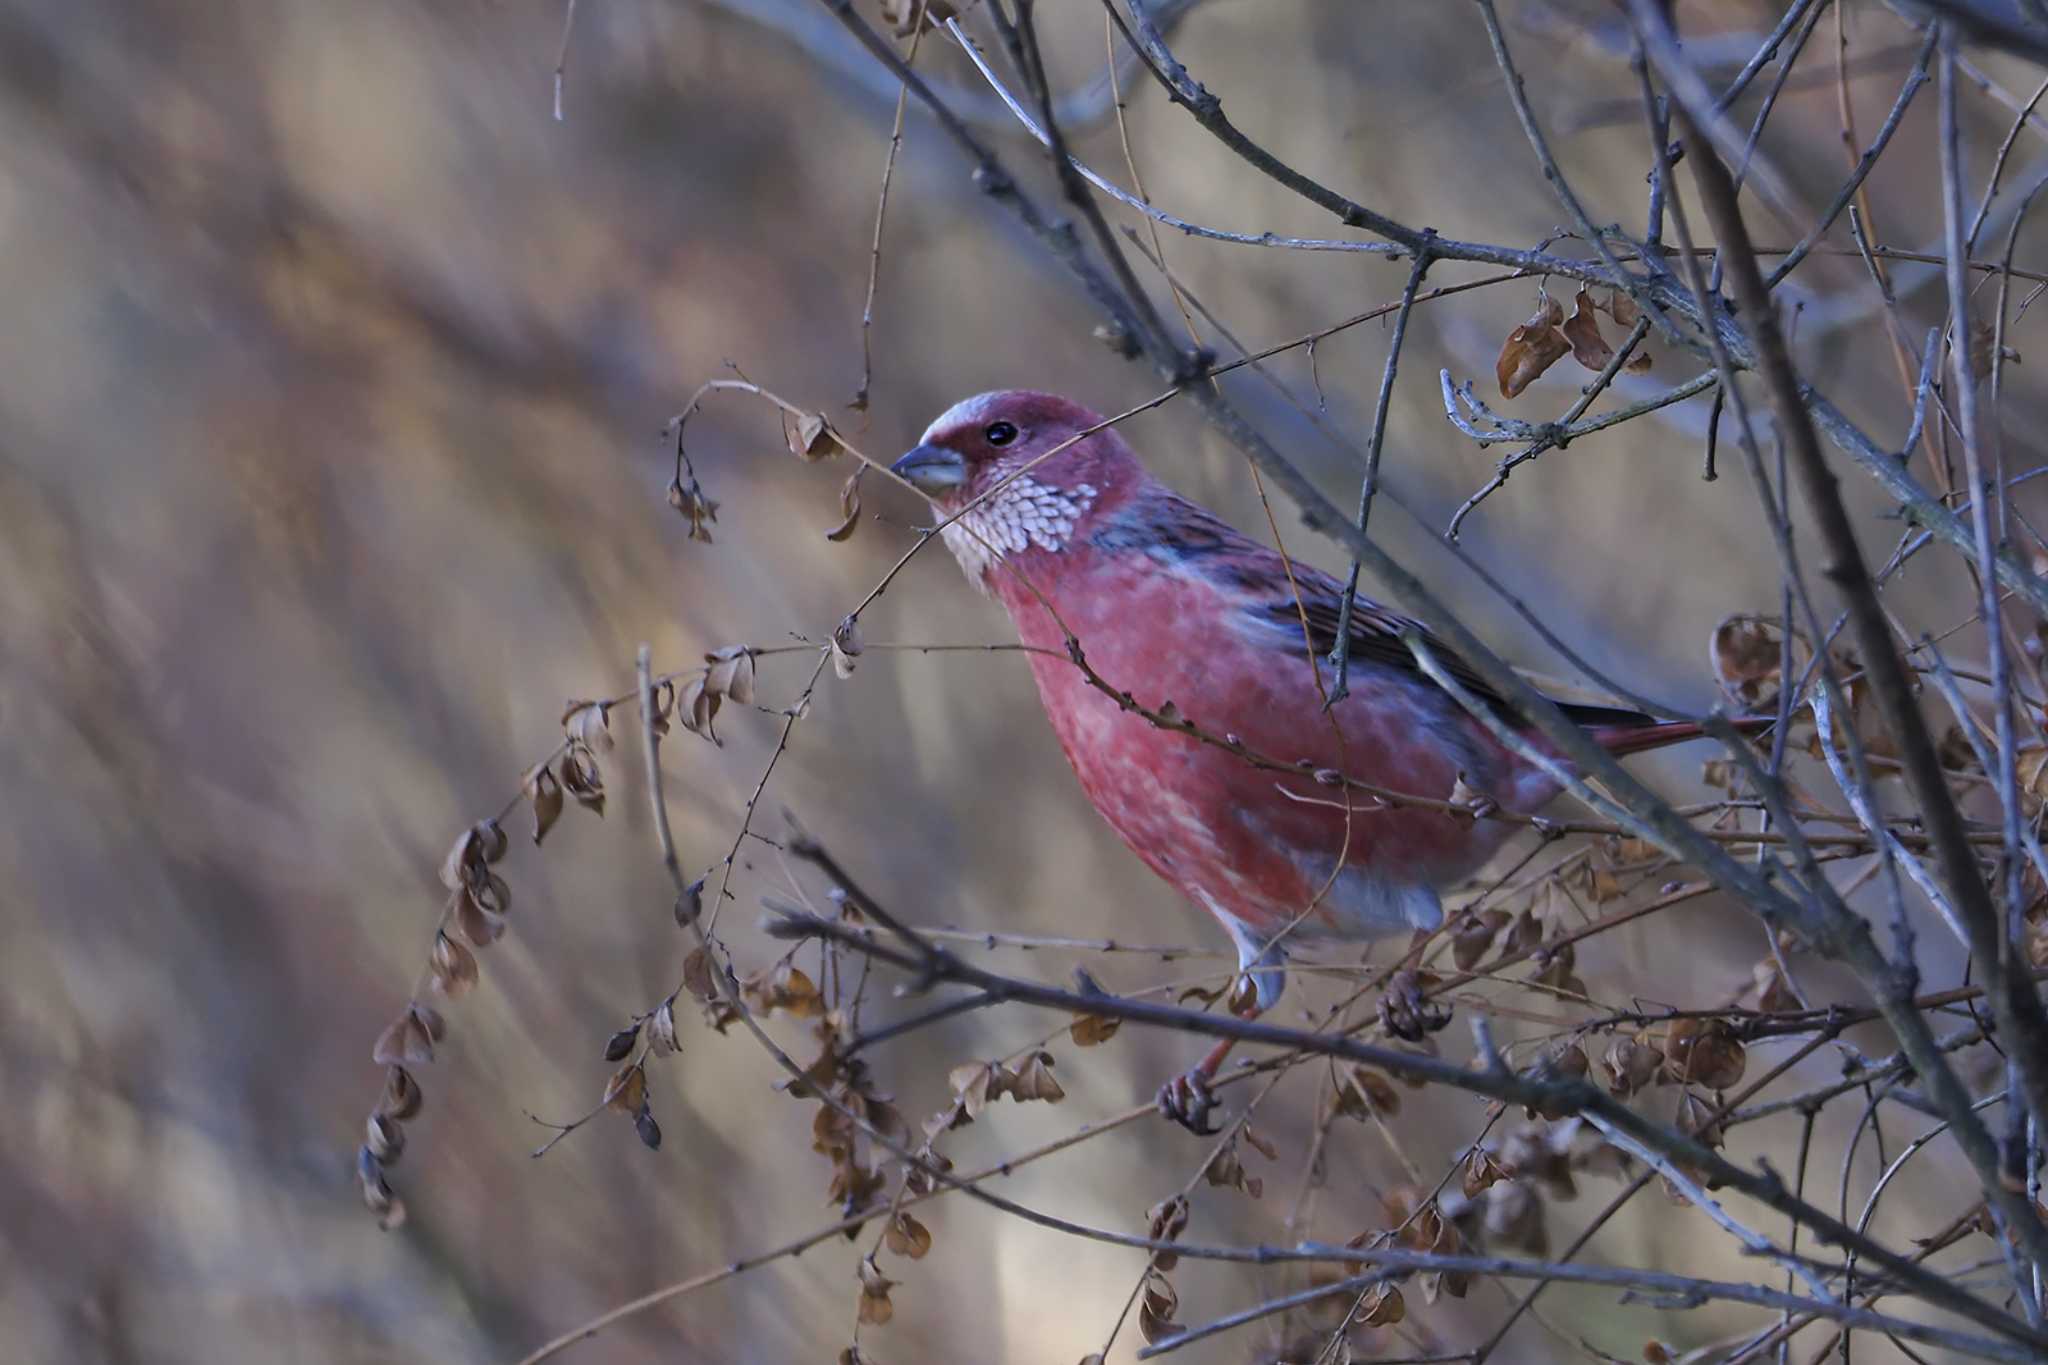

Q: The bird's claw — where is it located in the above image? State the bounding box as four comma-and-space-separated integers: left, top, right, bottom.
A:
1156, 1069, 1222, 1135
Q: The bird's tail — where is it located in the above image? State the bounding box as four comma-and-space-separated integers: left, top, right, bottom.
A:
1592, 713, 1775, 758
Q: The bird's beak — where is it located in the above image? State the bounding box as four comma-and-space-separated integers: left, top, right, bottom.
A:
890, 443, 969, 496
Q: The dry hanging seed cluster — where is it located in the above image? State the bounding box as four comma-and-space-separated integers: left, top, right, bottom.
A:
665, 386, 886, 546
667, 474, 720, 543
1495, 288, 1651, 398
358, 686, 631, 1226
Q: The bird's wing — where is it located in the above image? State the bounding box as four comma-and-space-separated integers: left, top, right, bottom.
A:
1163, 497, 1656, 730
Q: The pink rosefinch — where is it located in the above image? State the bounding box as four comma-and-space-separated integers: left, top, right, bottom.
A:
893, 390, 1746, 1130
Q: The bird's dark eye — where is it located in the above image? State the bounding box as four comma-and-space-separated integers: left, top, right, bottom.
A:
984, 421, 1019, 447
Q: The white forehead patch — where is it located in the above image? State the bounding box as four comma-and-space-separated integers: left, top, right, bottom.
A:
941, 474, 1098, 587
920, 391, 1007, 443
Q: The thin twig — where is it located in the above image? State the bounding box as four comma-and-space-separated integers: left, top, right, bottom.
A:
1328, 243, 1431, 704
552, 0, 579, 122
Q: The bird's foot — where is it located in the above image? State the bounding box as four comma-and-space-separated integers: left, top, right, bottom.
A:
1156, 1068, 1221, 1135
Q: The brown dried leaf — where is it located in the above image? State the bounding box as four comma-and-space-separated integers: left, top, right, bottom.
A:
1602, 1035, 1663, 1096
1451, 909, 1512, 972
884, 1211, 933, 1260
1674, 1088, 1726, 1151
1380, 1185, 1442, 1254
772, 962, 825, 1018
372, 1005, 440, 1066
682, 946, 717, 1002
1463, 1149, 1510, 1198
1359, 1282, 1405, 1326
603, 1024, 640, 1062
788, 411, 843, 462
813, 1101, 854, 1158
1343, 1066, 1402, 1119
1572, 859, 1627, 905
865, 1095, 906, 1142
1138, 1270, 1182, 1344
452, 884, 506, 949
677, 677, 720, 743
365, 1112, 406, 1164
1562, 289, 1613, 371
472, 870, 511, 916
378, 1065, 423, 1121
1205, 1141, 1263, 1199
1498, 908, 1544, 962
439, 827, 482, 892
648, 999, 682, 1056
473, 820, 508, 865
1751, 959, 1802, 1014
604, 1063, 647, 1115
1608, 290, 1640, 326
705, 645, 756, 706
1531, 938, 1579, 992
857, 1257, 896, 1325
429, 931, 479, 999
561, 699, 614, 752
1147, 1193, 1191, 1271
1069, 1012, 1121, 1046
1496, 294, 1570, 398
675, 877, 705, 927
948, 1061, 998, 1120
827, 467, 865, 542
358, 1146, 405, 1230
560, 743, 607, 814
832, 616, 864, 680
1609, 836, 1661, 865
831, 1153, 887, 1213
1008, 1050, 1065, 1102
667, 476, 719, 542
1711, 618, 1785, 712
1624, 350, 1654, 374
524, 764, 564, 845
1665, 1019, 1747, 1090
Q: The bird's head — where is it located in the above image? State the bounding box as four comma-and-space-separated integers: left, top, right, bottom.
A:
890, 390, 1142, 585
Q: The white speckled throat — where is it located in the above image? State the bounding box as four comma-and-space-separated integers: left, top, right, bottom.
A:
940, 470, 1098, 587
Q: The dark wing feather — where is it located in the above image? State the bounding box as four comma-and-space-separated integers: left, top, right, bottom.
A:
1112, 489, 1659, 731
1266, 579, 1657, 732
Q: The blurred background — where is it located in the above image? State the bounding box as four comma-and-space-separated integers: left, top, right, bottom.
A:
3, 0, 2039, 1360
